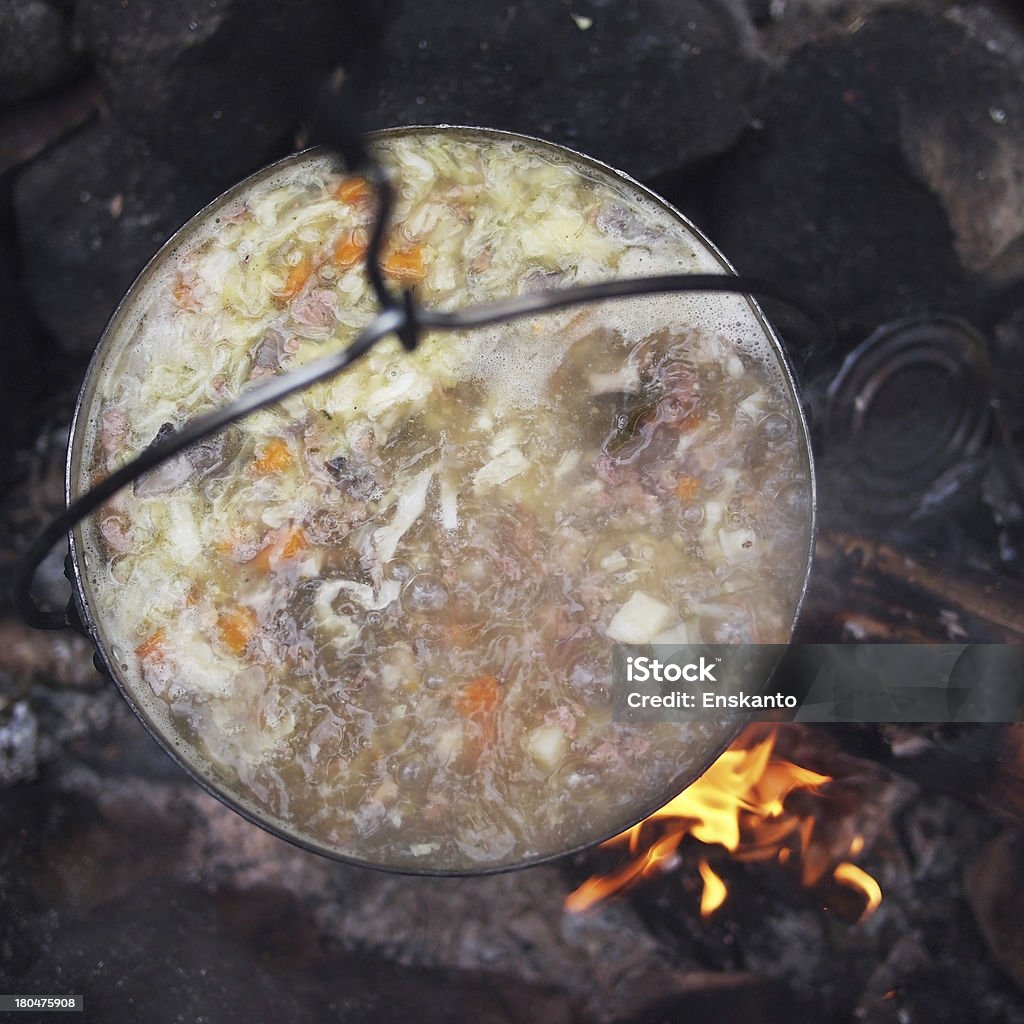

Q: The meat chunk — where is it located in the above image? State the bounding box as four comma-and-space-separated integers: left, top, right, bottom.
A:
325, 455, 379, 501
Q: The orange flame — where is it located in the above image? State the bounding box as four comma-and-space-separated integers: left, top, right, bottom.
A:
833, 861, 883, 920
566, 727, 882, 920
697, 857, 727, 917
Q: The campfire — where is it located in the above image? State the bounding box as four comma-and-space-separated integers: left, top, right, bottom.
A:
566, 725, 883, 922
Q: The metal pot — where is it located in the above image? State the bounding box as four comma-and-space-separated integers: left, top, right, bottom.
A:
60, 126, 816, 874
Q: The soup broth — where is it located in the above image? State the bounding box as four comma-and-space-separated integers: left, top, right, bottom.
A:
74, 129, 813, 870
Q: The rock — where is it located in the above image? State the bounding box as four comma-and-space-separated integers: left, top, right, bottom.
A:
708, 4, 1024, 330
0, 232, 43, 452
13, 116, 222, 355
77, 0, 386, 181
358, 0, 763, 182
877, 5, 1024, 283
707, 9, 968, 331
0, 0, 85, 105
0, 79, 102, 176
743, 0, 772, 27
754, 0, 957, 55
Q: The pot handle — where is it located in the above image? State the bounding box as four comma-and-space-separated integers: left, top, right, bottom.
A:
12, 109, 832, 630
11, 269, 830, 631
9, 305, 402, 631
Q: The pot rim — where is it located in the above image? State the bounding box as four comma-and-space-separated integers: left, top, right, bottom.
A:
65, 124, 818, 877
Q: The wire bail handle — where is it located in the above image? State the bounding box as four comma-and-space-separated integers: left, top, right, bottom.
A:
11, 124, 833, 631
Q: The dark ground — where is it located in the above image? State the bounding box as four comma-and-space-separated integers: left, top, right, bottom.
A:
2, 0, 1024, 1021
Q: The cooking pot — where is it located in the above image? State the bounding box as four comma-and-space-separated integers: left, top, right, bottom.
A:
32, 127, 817, 874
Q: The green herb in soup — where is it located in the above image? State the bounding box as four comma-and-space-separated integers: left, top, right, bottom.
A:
77, 131, 812, 870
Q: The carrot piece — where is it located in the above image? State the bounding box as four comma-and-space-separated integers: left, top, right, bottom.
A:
443, 620, 483, 646
459, 674, 501, 717
458, 674, 502, 758
333, 228, 367, 268
383, 244, 426, 283
250, 546, 274, 573
331, 176, 372, 205
674, 476, 701, 501
215, 527, 260, 560
253, 438, 293, 474
172, 275, 192, 305
135, 628, 167, 662
278, 256, 312, 301
217, 606, 258, 655
215, 533, 237, 556
280, 526, 307, 560
249, 525, 308, 573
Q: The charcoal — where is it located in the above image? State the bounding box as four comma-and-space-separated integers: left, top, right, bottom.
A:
965, 830, 1024, 994
0, 0, 85, 106
76, 0, 387, 181
608, 971, 796, 1024
852, 934, 950, 1024
993, 303, 1024, 474
0, 701, 38, 786
978, 302, 1024, 566
358, 0, 763, 182
13, 116, 222, 355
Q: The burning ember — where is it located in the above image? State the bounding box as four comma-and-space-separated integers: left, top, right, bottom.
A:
565, 726, 883, 920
